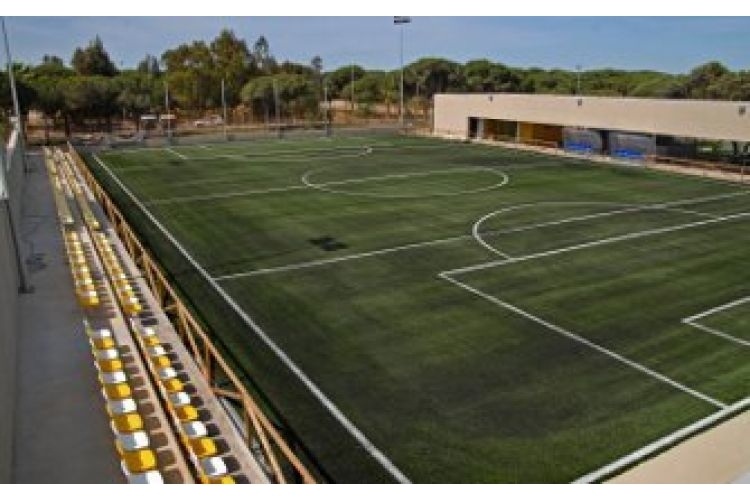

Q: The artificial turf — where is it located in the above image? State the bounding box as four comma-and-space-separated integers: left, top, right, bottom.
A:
86, 133, 750, 483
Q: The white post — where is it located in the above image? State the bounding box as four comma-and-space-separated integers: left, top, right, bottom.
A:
400, 26, 404, 128
221, 78, 228, 140
273, 79, 281, 137
165, 80, 171, 140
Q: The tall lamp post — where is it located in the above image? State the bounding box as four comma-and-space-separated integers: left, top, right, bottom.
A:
394, 16, 411, 130
576, 64, 582, 96
1, 16, 31, 293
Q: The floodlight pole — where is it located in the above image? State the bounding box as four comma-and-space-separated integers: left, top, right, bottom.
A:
1, 17, 32, 293
576, 64, 582, 96
2, 17, 28, 173
394, 17, 412, 130
2, 18, 22, 134
221, 78, 227, 141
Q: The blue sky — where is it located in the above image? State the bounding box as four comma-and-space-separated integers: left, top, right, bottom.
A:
4, 17, 750, 74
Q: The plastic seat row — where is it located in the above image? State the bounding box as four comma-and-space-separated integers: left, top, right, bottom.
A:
90, 232, 143, 316
62, 230, 100, 308
43, 148, 74, 226
55, 149, 100, 231
132, 323, 235, 484
87, 325, 165, 484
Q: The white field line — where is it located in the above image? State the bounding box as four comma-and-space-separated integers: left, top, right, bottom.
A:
439, 273, 727, 409
301, 166, 509, 198
146, 185, 308, 205
683, 295, 750, 323
215, 190, 748, 280
148, 166, 509, 205
573, 396, 750, 483
446, 210, 750, 277
215, 234, 470, 281
681, 295, 750, 348
165, 147, 189, 160
108, 146, 373, 172
683, 321, 750, 348
469, 190, 747, 258
91, 154, 411, 484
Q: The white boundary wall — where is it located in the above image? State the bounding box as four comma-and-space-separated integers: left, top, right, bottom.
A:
434, 93, 750, 143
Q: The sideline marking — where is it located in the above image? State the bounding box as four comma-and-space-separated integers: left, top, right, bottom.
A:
439, 273, 726, 409
573, 396, 750, 483
92, 154, 412, 484
165, 147, 188, 160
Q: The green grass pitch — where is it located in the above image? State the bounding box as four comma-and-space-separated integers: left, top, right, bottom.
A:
86, 133, 750, 483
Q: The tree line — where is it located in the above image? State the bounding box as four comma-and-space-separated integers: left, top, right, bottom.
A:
2, 29, 749, 137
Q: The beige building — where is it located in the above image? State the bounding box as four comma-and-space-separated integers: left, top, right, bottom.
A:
433, 93, 750, 157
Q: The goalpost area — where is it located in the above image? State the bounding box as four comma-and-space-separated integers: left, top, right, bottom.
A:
82, 128, 750, 483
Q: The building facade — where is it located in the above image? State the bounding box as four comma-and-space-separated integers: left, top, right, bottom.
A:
433, 93, 750, 159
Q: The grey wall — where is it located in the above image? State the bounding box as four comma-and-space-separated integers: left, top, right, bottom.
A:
0, 134, 22, 483
0, 206, 19, 484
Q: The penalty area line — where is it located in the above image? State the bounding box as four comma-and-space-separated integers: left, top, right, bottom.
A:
439, 273, 727, 410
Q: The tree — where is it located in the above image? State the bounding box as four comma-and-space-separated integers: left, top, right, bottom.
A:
404, 58, 463, 98
310, 56, 323, 75
42, 55, 64, 67
71, 36, 118, 77
686, 61, 730, 99
325, 65, 365, 99
210, 29, 251, 106
463, 59, 521, 93
241, 73, 317, 122
252, 36, 275, 74
115, 71, 161, 129
136, 54, 161, 77
161, 41, 217, 109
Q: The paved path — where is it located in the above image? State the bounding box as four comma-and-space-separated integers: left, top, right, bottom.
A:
12, 152, 124, 483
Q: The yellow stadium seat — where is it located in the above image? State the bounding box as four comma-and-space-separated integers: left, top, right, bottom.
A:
151, 355, 171, 369
121, 449, 158, 474
111, 413, 144, 433
103, 382, 132, 400
189, 437, 218, 459
97, 358, 123, 373
161, 378, 184, 393
200, 474, 235, 484
92, 337, 116, 350
173, 404, 198, 422
142, 336, 161, 348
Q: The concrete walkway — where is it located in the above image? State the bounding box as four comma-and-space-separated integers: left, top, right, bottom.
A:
12, 151, 123, 483
609, 410, 750, 484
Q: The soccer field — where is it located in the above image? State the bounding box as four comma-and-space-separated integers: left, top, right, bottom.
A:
87, 133, 750, 483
